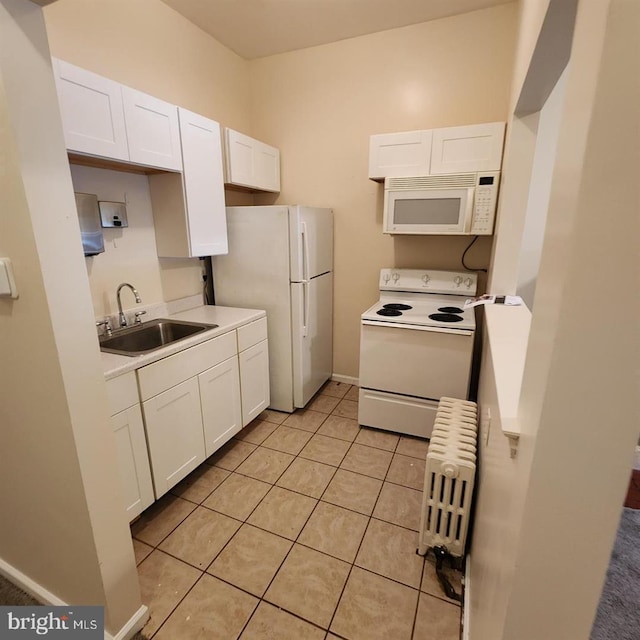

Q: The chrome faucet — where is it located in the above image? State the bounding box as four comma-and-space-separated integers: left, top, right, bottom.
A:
116, 282, 142, 327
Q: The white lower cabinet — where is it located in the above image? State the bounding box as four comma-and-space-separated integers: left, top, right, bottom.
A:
199, 356, 243, 457
106, 371, 154, 522
111, 405, 155, 521
133, 320, 269, 499
239, 339, 270, 426
142, 377, 206, 499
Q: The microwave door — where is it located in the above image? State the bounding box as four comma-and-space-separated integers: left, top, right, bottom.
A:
385, 188, 472, 234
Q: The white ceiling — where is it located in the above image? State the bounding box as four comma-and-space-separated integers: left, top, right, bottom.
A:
158, 0, 514, 60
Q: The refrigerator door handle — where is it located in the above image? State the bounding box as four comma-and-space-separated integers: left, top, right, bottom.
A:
301, 221, 310, 282
302, 279, 310, 337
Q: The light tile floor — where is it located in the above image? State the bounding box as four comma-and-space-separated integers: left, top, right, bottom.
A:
131, 382, 463, 639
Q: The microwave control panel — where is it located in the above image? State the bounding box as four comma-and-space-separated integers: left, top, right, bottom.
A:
470, 172, 500, 235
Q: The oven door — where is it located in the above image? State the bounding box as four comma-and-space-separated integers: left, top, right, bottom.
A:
383, 187, 473, 235
359, 322, 474, 400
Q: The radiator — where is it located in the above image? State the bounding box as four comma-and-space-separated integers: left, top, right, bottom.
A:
418, 397, 478, 558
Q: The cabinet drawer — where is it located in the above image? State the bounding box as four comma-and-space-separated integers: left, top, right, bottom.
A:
237, 317, 268, 352
138, 331, 237, 401
106, 371, 139, 415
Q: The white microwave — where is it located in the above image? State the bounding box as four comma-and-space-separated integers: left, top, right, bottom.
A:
383, 171, 500, 235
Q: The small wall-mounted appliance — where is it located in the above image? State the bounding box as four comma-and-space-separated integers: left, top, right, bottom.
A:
74, 192, 105, 256
99, 201, 129, 228
383, 171, 500, 236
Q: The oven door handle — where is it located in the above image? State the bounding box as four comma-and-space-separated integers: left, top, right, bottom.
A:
361, 320, 473, 336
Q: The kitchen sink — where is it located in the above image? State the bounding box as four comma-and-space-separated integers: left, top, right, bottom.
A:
99, 318, 218, 356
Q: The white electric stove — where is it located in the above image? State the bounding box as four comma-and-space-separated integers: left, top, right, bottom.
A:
358, 268, 477, 438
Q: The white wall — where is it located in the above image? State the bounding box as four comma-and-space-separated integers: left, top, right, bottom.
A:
70, 165, 167, 318
0, 1, 143, 635
515, 66, 567, 307
502, 1, 639, 635
488, 0, 577, 296
469, 1, 640, 638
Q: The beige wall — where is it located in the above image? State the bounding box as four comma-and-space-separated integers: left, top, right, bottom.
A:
43, 0, 251, 129
70, 165, 174, 318
470, 1, 640, 638
43, 0, 254, 310
0, 1, 142, 634
249, 4, 518, 378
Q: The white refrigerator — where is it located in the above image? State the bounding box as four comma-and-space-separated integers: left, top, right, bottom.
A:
213, 206, 333, 412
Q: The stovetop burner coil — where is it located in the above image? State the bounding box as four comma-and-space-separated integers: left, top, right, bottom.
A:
377, 308, 403, 317
383, 303, 413, 311
429, 313, 464, 323
438, 306, 464, 314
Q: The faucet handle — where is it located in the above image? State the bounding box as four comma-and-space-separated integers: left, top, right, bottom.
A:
96, 319, 113, 337
134, 310, 147, 324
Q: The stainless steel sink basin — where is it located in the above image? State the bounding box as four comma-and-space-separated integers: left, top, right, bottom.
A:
99, 318, 218, 356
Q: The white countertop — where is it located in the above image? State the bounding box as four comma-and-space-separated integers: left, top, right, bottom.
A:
101, 305, 266, 380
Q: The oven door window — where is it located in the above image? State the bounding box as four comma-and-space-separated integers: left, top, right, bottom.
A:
384, 188, 472, 234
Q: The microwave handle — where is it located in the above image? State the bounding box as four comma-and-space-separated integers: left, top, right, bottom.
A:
463, 187, 475, 233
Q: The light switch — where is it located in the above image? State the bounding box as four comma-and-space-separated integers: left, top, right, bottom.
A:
0, 258, 18, 299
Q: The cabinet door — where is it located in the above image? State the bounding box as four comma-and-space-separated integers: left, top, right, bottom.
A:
122, 88, 182, 171
199, 356, 242, 457
142, 378, 205, 498
178, 108, 228, 256
225, 128, 253, 187
430, 122, 505, 174
53, 58, 129, 161
111, 405, 154, 522
225, 129, 281, 192
252, 138, 280, 192
239, 340, 270, 426
368, 130, 432, 180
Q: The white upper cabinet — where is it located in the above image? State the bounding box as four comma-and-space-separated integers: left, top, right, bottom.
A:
122, 88, 182, 171
368, 122, 505, 180
368, 130, 433, 181
149, 108, 228, 257
430, 122, 505, 174
53, 58, 182, 171
53, 58, 129, 161
225, 128, 281, 193
179, 108, 227, 255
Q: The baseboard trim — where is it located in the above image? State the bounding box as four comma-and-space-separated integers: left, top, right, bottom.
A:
105, 605, 149, 640
0, 556, 148, 640
331, 373, 359, 386
0, 556, 67, 606
462, 553, 471, 640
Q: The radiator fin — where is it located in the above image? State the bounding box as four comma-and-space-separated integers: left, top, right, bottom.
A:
418, 396, 477, 558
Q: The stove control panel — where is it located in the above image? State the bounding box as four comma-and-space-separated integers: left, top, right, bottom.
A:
380, 268, 477, 295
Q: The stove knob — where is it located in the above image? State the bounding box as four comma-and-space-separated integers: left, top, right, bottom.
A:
422, 274, 431, 286
454, 276, 463, 286
382, 272, 391, 283
464, 277, 473, 288
392, 272, 400, 283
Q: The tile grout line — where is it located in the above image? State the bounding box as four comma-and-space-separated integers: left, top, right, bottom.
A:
135, 384, 447, 638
